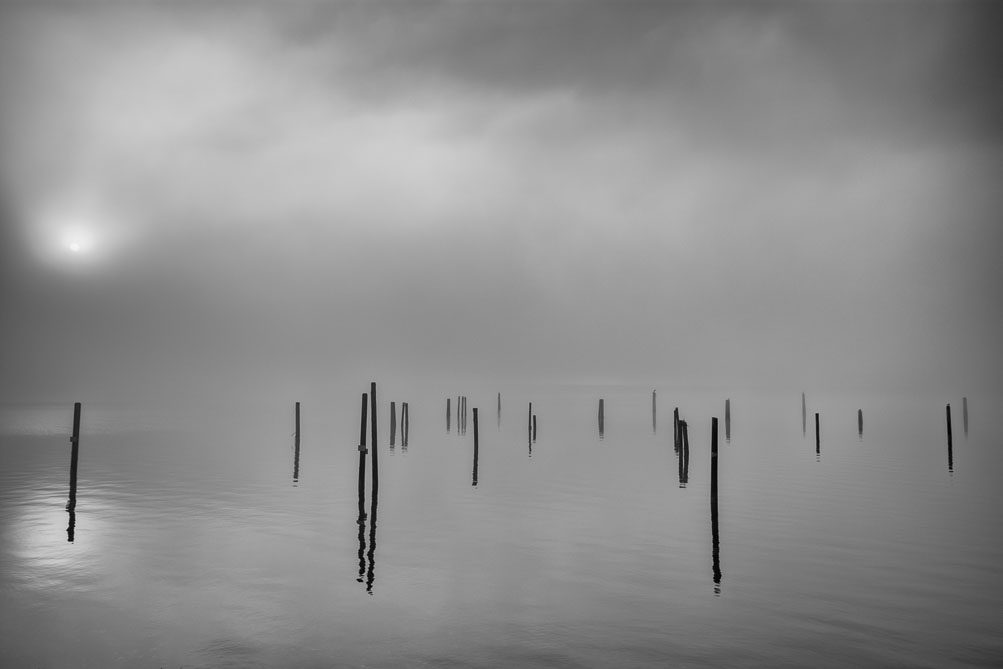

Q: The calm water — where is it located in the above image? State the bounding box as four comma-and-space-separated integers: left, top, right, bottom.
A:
1, 386, 1001, 668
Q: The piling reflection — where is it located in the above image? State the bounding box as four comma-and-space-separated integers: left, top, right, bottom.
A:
66, 507, 76, 543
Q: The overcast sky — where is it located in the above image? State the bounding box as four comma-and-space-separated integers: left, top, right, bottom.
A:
1, 1, 1000, 404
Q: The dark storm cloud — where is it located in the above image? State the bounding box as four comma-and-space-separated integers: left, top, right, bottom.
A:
0, 1, 1000, 402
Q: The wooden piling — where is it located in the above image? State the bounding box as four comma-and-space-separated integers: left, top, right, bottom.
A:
724, 399, 731, 442
528, 402, 533, 442
472, 407, 479, 487
947, 403, 954, 472
390, 402, 397, 446
652, 390, 657, 433
402, 402, 409, 448
532, 414, 537, 442
497, 392, 501, 427
711, 416, 721, 591
462, 396, 467, 435
370, 383, 378, 492
358, 394, 368, 509
67, 402, 81, 511
294, 402, 301, 483
857, 409, 863, 437
446, 398, 451, 433
598, 399, 605, 438
815, 412, 820, 455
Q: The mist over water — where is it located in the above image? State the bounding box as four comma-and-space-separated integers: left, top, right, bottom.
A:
2, 386, 1002, 668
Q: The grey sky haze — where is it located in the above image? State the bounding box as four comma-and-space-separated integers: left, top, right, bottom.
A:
1, 1, 1000, 403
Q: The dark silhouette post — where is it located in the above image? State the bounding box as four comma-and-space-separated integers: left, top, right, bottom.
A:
402, 402, 409, 448
857, 409, 863, 438
677, 418, 689, 487
652, 390, 657, 433
390, 401, 397, 447
472, 407, 479, 486
946, 404, 953, 472
497, 392, 501, 427
456, 396, 461, 435
963, 397, 968, 435
725, 398, 731, 442
66, 402, 81, 541
293, 402, 301, 483
681, 420, 690, 486
358, 394, 368, 510
598, 399, 605, 439
366, 409, 380, 594
528, 402, 533, 443
815, 412, 820, 456
532, 414, 537, 442
370, 383, 379, 493
67, 402, 81, 510
711, 417, 721, 593
446, 398, 451, 433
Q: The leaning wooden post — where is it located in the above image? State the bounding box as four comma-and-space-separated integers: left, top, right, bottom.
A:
472, 407, 480, 486
390, 402, 397, 446
358, 394, 368, 513
724, 398, 731, 442
681, 419, 690, 485
815, 412, 820, 455
67, 402, 81, 511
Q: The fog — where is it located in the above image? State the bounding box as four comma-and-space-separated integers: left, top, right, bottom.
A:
1, 1, 1001, 404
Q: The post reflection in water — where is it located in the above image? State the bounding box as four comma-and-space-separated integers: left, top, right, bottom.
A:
66, 508, 76, 543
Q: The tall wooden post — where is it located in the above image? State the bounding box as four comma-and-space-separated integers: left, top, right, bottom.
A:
724, 398, 731, 442
857, 409, 863, 437
652, 390, 657, 433
598, 399, 605, 438
815, 412, 820, 456
532, 414, 537, 442
497, 392, 501, 427
711, 416, 721, 591
358, 394, 368, 514
390, 401, 397, 446
446, 398, 451, 433
293, 402, 301, 483
370, 383, 378, 493
67, 402, 81, 513
946, 404, 953, 472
